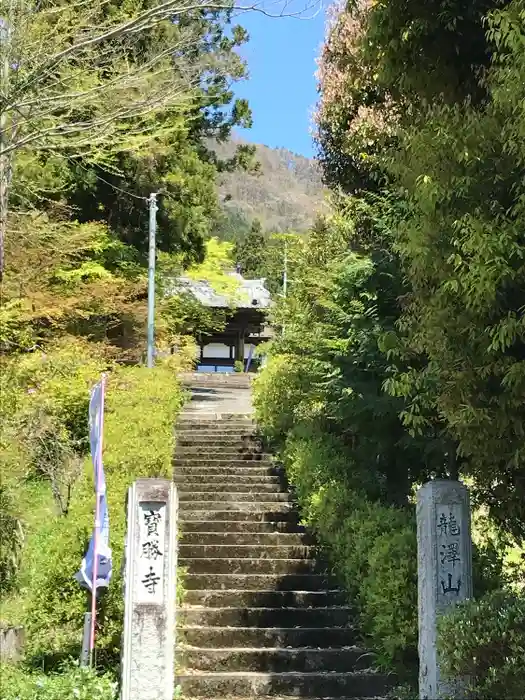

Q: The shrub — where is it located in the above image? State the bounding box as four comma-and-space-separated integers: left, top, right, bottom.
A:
276, 429, 509, 679
1, 339, 107, 519
0, 663, 117, 700
281, 429, 419, 674
253, 353, 328, 443
11, 337, 107, 448
2, 363, 184, 669
439, 590, 525, 699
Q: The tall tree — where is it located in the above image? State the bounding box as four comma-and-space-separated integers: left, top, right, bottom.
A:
382, 0, 525, 538
0, 0, 314, 278
315, 0, 525, 537
234, 218, 266, 277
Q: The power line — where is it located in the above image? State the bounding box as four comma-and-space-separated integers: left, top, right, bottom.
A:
65, 155, 150, 202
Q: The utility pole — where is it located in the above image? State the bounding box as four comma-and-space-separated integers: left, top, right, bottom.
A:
146, 193, 158, 368
283, 239, 288, 298
282, 238, 288, 337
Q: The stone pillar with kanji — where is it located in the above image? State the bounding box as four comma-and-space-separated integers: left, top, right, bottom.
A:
417, 480, 473, 699
121, 479, 178, 700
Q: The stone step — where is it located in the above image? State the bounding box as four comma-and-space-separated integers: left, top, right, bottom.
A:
176, 428, 257, 436
179, 371, 252, 385
179, 558, 320, 575
179, 545, 312, 559
179, 509, 299, 523
184, 573, 331, 591
174, 462, 276, 472
175, 453, 266, 463
178, 437, 263, 447
181, 533, 311, 546
178, 492, 292, 503
177, 422, 255, 431
180, 627, 357, 649
178, 426, 258, 433
175, 440, 269, 459
175, 427, 263, 444
184, 590, 345, 608
175, 476, 282, 488
181, 696, 389, 700
181, 521, 305, 534
179, 646, 374, 673
178, 503, 295, 515
176, 671, 392, 698
180, 606, 354, 628
175, 482, 283, 494
175, 421, 258, 435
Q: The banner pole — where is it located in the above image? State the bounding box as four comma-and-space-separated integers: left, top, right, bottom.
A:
89, 373, 106, 666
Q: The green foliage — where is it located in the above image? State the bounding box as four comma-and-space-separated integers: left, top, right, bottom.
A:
253, 264, 423, 672
214, 206, 252, 243
1, 362, 184, 669
380, 0, 525, 539
279, 428, 418, 674
254, 213, 510, 681
12, 339, 106, 447
2, 216, 148, 359
48, 7, 255, 268
1, 340, 107, 523
259, 232, 303, 296
439, 590, 525, 698
0, 663, 117, 700
309, 1, 525, 688
161, 292, 229, 339
254, 216, 444, 505
2, 1, 256, 359
185, 238, 240, 297
362, 0, 498, 103
0, 485, 24, 593
316, 0, 525, 540
234, 219, 266, 277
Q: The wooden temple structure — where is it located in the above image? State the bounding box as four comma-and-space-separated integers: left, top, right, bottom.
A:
170, 274, 272, 373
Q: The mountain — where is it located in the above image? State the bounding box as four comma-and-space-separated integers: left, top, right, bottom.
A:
212, 137, 327, 239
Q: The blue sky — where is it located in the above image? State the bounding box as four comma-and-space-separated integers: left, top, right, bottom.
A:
233, 9, 326, 158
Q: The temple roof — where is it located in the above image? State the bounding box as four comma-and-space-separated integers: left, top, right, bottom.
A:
167, 273, 271, 309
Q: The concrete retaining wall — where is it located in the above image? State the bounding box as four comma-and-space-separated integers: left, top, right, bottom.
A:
0, 626, 25, 662
179, 372, 253, 389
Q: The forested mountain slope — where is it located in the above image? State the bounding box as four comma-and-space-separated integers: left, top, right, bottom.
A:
212, 137, 326, 237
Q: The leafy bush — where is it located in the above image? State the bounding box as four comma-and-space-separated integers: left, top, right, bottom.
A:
11, 337, 107, 448
439, 590, 525, 698
2, 362, 184, 669
1, 339, 107, 519
253, 214, 512, 684
253, 354, 329, 445
0, 663, 117, 700
256, 421, 508, 680
281, 428, 419, 674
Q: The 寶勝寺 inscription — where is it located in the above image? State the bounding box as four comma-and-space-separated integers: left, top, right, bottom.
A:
136, 502, 166, 604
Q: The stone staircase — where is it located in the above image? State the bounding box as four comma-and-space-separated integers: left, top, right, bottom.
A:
173, 415, 394, 699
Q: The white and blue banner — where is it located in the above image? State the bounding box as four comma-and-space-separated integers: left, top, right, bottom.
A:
75, 377, 112, 591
